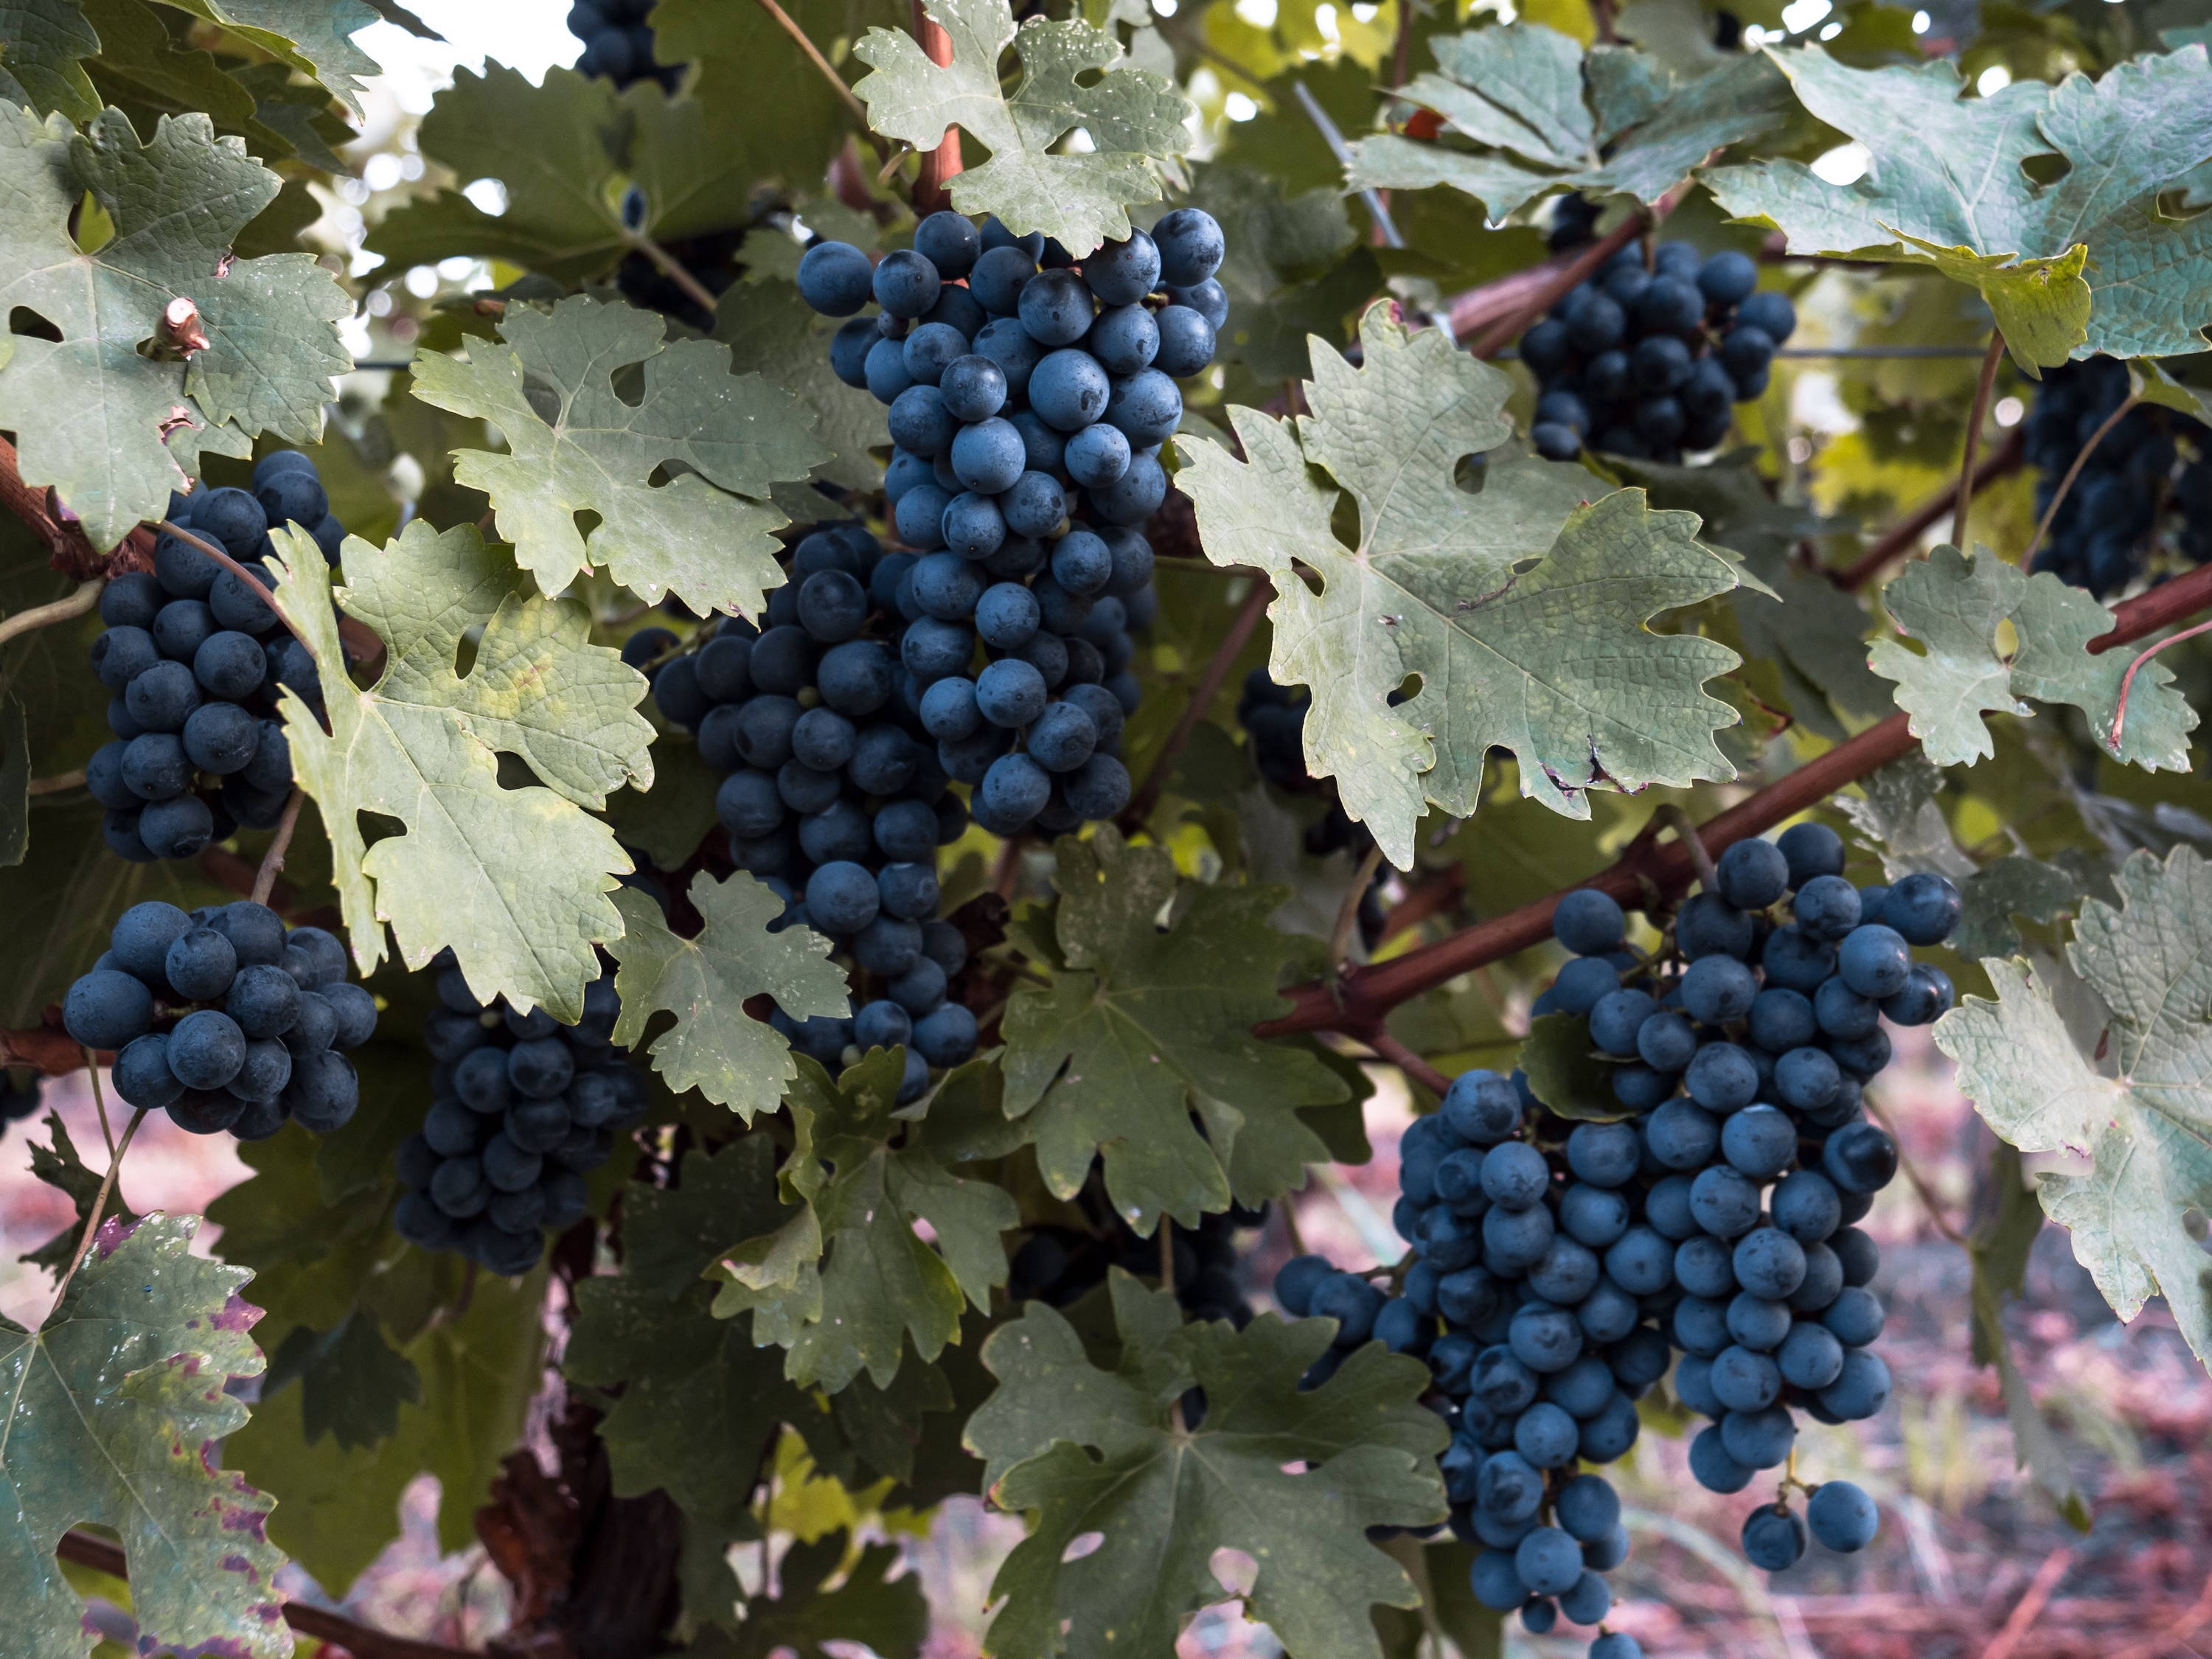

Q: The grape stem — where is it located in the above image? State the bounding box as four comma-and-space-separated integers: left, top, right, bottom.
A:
251, 789, 307, 907
1831, 426, 2024, 592
1253, 558, 2212, 1039
621, 232, 723, 319
1327, 841, 1388, 978
1953, 329, 2007, 554
0, 577, 103, 648
38, 1068, 143, 1328
2019, 393, 2136, 568
2110, 616, 2212, 753
1360, 1028, 1453, 1099
26, 769, 84, 796
153, 519, 309, 650
1120, 576, 1271, 831
748, 0, 882, 142
1653, 802, 1717, 894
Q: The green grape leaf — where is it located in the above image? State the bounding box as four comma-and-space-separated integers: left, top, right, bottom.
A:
568, 1139, 840, 1528
1517, 1011, 1627, 1121
852, 0, 1194, 255
965, 1271, 1449, 1659
0, 0, 100, 118
1705, 44, 2212, 364
1001, 831, 1349, 1233
270, 519, 652, 1021
1865, 544, 2196, 771
714, 278, 886, 494
408, 294, 826, 617
1, 1214, 288, 1659
1175, 303, 1745, 870
692, 1531, 928, 1659
0, 691, 24, 867
1345, 27, 1788, 220
1936, 844, 2212, 1372
793, 1051, 1018, 1392
161, 0, 380, 116
1955, 854, 2084, 959
17, 1111, 138, 1276
607, 872, 851, 1119
262, 1308, 423, 1453
226, 1265, 547, 1595
366, 66, 793, 282
0, 104, 349, 550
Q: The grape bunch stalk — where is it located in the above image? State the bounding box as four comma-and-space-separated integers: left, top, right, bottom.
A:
83, 451, 341, 864
1275, 823, 1952, 1650
1522, 240, 1797, 465
61, 899, 375, 1138
2023, 353, 2212, 597
393, 959, 650, 1276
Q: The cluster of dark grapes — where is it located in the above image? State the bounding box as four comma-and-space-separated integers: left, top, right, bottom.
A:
1011, 1188, 1270, 1326
2024, 354, 2212, 597
1274, 822, 1943, 1650
1520, 240, 1795, 465
60, 900, 374, 1138
566, 0, 678, 88
84, 451, 341, 863
393, 959, 648, 1276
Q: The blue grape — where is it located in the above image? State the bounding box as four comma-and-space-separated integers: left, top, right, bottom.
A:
1806, 1480, 1879, 1552
1741, 1503, 1806, 1571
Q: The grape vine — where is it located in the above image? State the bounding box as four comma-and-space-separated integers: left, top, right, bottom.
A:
1, 4, 2211, 1657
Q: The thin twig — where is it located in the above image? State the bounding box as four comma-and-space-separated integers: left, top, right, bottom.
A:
1861, 1097, 1967, 1247
155, 521, 306, 645
1977, 1545, 2073, 1659
1470, 210, 1650, 360
1376, 866, 1464, 945
2109, 616, 2212, 752
1655, 803, 1718, 893
1329, 842, 1388, 973
1291, 80, 1399, 248
27, 769, 85, 796
748, 0, 877, 135
56, 1530, 473, 1659
1122, 579, 1270, 830
1363, 1028, 1453, 1097
84, 1046, 116, 1161
251, 789, 307, 906
1953, 330, 2006, 553
42, 1104, 146, 1324
0, 578, 103, 648
622, 232, 722, 317
2021, 394, 2136, 568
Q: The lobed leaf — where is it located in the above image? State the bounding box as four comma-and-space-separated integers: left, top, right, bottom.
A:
852, 0, 1193, 255
0, 1214, 289, 1659
270, 519, 653, 1020
409, 294, 827, 617
1176, 303, 1745, 869
608, 871, 851, 1121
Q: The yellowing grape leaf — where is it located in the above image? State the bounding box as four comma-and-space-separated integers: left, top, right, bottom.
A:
1936, 844, 2212, 1372
408, 294, 827, 617
0, 103, 349, 549
1865, 544, 2195, 770
1705, 44, 2212, 364
269, 520, 654, 1022
607, 871, 852, 1120
0, 1214, 289, 1659
1175, 303, 1745, 870
1000, 830, 1349, 1233
1345, 25, 1789, 220
716, 1050, 1018, 1394
852, 0, 1194, 255
965, 1271, 1448, 1659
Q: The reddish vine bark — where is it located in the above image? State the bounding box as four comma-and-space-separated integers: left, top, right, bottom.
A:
1257, 558, 2212, 1040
